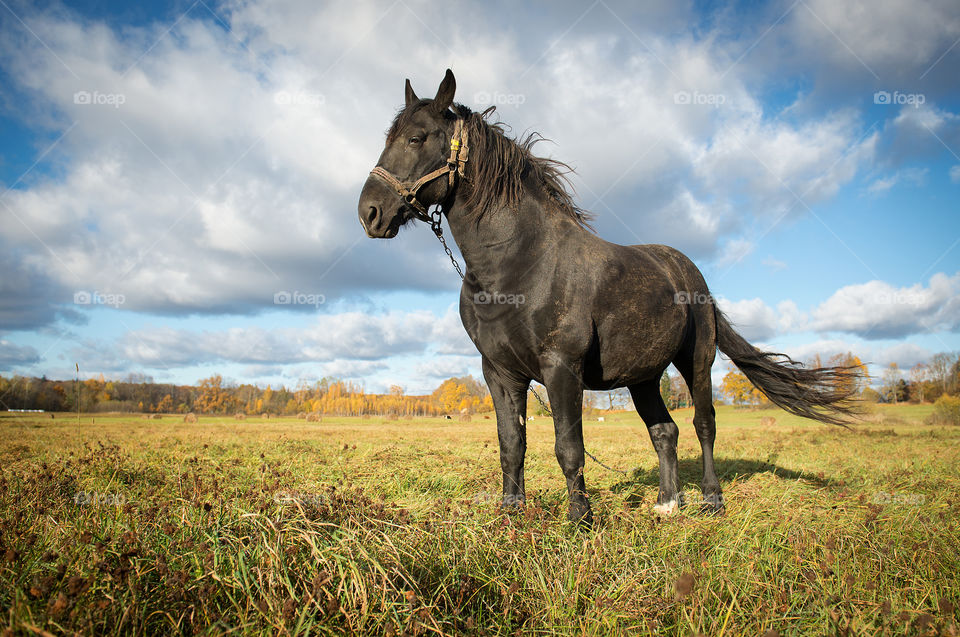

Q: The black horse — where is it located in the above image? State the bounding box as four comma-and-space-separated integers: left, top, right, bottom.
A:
358, 70, 857, 525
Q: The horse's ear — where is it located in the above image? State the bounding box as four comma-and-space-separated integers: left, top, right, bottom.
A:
405, 79, 418, 107
432, 68, 455, 114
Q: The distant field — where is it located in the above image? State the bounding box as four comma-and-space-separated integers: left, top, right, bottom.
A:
1, 404, 958, 635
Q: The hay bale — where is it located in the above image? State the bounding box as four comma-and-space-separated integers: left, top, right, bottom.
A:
151, 414, 162, 420
384, 412, 399, 422
760, 416, 776, 426
297, 412, 307, 420
183, 413, 198, 424
306, 413, 322, 422
459, 413, 472, 423
261, 412, 270, 419
234, 412, 246, 420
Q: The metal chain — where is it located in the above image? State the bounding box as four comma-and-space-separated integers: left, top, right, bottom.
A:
529, 387, 631, 476
430, 209, 464, 280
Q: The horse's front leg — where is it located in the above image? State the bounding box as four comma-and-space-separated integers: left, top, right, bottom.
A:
542, 356, 592, 526
482, 357, 530, 509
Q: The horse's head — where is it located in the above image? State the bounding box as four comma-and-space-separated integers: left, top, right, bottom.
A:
358, 69, 462, 238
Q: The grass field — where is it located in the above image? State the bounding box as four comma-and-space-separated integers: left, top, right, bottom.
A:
1, 404, 958, 635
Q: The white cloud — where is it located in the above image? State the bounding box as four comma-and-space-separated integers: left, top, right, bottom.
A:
717, 273, 960, 342
810, 272, 960, 339
867, 174, 898, 194
715, 238, 754, 268
866, 167, 927, 194
694, 110, 875, 216
69, 307, 476, 372
715, 296, 780, 341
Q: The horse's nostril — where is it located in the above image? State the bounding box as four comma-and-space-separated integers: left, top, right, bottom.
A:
367, 206, 379, 224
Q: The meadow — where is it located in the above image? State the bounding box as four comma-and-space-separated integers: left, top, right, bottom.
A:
1, 404, 957, 635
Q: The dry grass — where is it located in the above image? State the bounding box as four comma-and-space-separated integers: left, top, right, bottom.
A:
0, 404, 957, 635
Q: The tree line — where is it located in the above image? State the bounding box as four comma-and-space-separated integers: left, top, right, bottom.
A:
716, 351, 960, 407
4, 351, 956, 417
0, 374, 493, 417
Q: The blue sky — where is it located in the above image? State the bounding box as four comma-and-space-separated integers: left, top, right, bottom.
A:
0, 0, 958, 395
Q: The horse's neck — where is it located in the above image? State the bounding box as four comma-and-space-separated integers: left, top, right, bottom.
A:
446, 187, 560, 287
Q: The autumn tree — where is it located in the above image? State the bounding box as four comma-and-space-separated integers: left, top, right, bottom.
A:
910, 363, 929, 403
827, 352, 868, 397
882, 364, 902, 404
669, 375, 691, 408
195, 375, 231, 414
928, 352, 958, 396
721, 370, 753, 406
155, 394, 174, 413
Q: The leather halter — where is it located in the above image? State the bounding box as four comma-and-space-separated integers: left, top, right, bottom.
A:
368, 119, 469, 222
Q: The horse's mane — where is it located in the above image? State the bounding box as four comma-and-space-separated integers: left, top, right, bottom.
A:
387, 102, 593, 230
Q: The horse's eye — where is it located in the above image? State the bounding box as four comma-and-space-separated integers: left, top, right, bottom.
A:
408, 136, 421, 146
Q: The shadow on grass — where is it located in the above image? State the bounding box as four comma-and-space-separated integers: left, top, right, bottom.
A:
610, 457, 840, 507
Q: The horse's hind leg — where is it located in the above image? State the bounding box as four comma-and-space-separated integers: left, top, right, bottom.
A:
674, 346, 724, 514
629, 380, 682, 515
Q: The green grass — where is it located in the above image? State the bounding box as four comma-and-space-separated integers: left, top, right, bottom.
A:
1, 405, 958, 635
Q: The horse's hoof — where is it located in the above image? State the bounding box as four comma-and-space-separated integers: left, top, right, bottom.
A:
700, 493, 725, 515
653, 500, 680, 516
568, 506, 593, 528
500, 494, 525, 510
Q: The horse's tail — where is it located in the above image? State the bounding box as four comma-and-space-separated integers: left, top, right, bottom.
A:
714, 308, 862, 426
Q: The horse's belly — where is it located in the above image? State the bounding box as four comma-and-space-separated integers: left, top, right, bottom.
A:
586, 310, 686, 389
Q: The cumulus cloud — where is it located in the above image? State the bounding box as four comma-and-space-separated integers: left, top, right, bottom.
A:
716, 296, 780, 341
718, 273, 960, 342
809, 272, 960, 339
68, 306, 475, 372
715, 297, 805, 342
